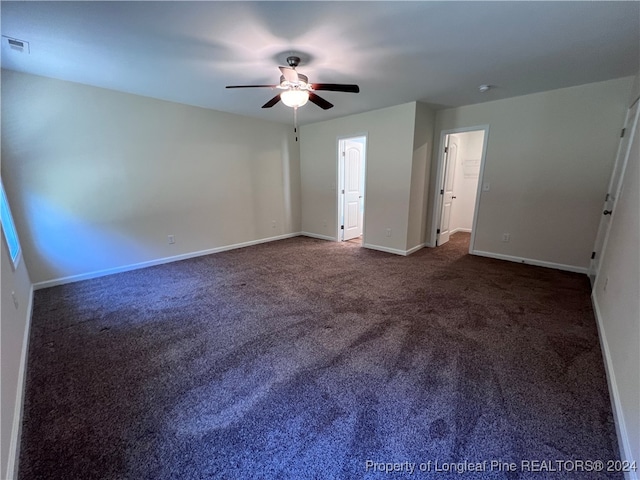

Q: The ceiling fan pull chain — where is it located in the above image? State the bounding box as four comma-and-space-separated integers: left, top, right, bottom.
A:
293, 106, 298, 142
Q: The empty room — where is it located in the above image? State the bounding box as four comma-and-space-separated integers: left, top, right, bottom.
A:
1, 2, 639, 479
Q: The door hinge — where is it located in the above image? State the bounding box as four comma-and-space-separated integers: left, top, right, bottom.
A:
440, 189, 444, 195
605, 193, 610, 202
340, 225, 344, 230
444, 146, 448, 153
437, 228, 441, 234
591, 251, 596, 260
621, 128, 626, 138
341, 189, 345, 194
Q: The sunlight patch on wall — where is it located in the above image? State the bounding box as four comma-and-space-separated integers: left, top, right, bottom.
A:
25, 193, 148, 279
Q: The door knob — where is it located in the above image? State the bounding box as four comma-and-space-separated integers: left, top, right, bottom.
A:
452, 196, 457, 199
603, 210, 612, 215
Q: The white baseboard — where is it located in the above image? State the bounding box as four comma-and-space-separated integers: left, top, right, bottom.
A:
363, 243, 424, 256
406, 243, 426, 255
471, 250, 588, 274
299, 232, 337, 242
363, 243, 406, 255
591, 294, 638, 480
6, 285, 34, 480
33, 233, 301, 289
451, 227, 472, 234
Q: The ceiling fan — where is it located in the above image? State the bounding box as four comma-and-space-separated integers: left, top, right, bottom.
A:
225, 56, 360, 110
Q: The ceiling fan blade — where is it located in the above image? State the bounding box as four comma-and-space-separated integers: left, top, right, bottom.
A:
262, 95, 281, 108
226, 85, 278, 89
312, 83, 360, 93
279, 66, 299, 83
309, 92, 334, 110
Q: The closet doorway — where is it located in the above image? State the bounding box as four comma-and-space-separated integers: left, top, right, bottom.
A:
432, 127, 488, 251
338, 135, 367, 243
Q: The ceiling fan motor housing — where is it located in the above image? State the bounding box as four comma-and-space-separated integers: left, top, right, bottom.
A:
286, 56, 301, 68
280, 73, 309, 88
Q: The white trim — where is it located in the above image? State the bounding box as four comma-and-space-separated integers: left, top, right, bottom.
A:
591, 294, 638, 480
471, 249, 588, 274
468, 128, 490, 254
1, 178, 23, 272
590, 101, 640, 280
300, 232, 337, 242
363, 243, 407, 256
405, 243, 426, 255
33, 233, 300, 289
362, 243, 421, 256
6, 284, 34, 480
450, 227, 472, 234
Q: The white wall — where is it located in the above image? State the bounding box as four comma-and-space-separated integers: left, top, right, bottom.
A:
1, 70, 301, 285
407, 102, 436, 251
300, 102, 417, 253
1, 238, 32, 479
592, 76, 640, 476
431, 77, 633, 271
448, 130, 483, 234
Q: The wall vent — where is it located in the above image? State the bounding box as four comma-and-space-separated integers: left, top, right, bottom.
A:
2, 36, 30, 54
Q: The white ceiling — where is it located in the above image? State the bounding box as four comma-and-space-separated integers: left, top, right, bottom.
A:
1, 1, 639, 125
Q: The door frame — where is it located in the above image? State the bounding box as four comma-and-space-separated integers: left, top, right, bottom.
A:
430, 125, 490, 252
590, 95, 640, 282
336, 133, 368, 242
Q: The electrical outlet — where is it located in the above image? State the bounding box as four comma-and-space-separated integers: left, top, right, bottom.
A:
502, 233, 510, 242
168, 234, 175, 244
272, 220, 277, 229
386, 228, 392, 237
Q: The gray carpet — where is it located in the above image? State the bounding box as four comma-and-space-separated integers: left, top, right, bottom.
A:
19, 233, 621, 479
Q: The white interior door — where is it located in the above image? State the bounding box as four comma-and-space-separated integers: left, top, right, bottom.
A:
343, 140, 364, 241
437, 137, 458, 246
590, 98, 639, 281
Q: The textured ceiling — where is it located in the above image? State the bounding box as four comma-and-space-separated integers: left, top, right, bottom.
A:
2, 1, 639, 125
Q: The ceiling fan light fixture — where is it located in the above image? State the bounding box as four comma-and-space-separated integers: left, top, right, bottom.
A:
280, 89, 309, 108
226, 55, 357, 113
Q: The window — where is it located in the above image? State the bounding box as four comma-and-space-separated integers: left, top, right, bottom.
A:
1, 178, 21, 268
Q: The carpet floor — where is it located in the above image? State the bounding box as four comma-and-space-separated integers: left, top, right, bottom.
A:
18, 233, 621, 479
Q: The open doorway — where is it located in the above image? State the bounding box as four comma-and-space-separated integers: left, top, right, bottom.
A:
431, 126, 488, 251
338, 135, 366, 244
